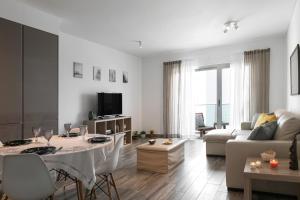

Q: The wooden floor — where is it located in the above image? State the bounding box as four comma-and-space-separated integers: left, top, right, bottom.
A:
56, 138, 296, 200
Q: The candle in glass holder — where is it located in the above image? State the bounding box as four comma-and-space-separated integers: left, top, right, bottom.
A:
270, 159, 279, 168
255, 160, 262, 168
250, 161, 256, 169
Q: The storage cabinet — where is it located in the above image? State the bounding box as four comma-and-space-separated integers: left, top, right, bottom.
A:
0, 17, 58, 142
84, 116, 132, 145
0, 125, 22, 142
0, 18, 23, 142
23, 26, 58, 138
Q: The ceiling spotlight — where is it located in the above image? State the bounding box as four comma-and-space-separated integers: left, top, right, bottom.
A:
134, 40, 143, 48
224, 20, 239, 33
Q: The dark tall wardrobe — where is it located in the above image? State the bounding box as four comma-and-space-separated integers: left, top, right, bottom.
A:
0, 17, 58, 142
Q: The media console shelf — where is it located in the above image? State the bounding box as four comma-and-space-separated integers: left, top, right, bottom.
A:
83, 116, 132, 145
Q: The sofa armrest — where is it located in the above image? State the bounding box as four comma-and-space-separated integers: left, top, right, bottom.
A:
241, 122, 252, 130
225, 139, 298, 189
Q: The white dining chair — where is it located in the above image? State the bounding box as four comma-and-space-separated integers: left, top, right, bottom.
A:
2, 154, 57, 200
91, 133, 124, 200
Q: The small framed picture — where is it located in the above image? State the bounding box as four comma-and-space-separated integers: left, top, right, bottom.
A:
93, 67, 101, 81
109, 69, 116, 82
73, 62, 83, 78
290, 44, 300, 95
123, 71, 128, 83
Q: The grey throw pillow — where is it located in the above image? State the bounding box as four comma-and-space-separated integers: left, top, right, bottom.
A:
250, 112, 275, 130
248, 121, 278, 140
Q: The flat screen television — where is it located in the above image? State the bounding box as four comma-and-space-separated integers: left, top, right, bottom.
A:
98, 93, 122, 116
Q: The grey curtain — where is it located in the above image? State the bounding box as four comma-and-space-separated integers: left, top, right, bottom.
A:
163, 60, 182, 138
244, 48, 270, 118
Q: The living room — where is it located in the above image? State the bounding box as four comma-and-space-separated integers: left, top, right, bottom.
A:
0, 0, 300, 199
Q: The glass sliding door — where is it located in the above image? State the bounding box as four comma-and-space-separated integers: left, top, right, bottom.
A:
221, 67, 231, 126
193, 69, 217, 127
193, 64, 230, 129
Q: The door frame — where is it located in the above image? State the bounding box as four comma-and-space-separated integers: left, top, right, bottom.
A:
195, 63, 230, 128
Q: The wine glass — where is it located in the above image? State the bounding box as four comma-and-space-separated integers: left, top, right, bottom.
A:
44, 129, 53, 146
64, 123, 72, 137
79, 125, 88, 140
32, 127, 41, 142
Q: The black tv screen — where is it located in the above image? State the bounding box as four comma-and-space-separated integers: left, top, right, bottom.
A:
98, 93, 122, 116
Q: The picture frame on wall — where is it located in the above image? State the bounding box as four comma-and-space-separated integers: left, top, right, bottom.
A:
290, 44, 300, 95
123, 71, 128, 83
93, 66, 101, 81
73, 62, 83, 78
109, 69, 116, 82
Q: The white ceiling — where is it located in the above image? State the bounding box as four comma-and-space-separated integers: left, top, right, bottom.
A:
21, 0, 296, 57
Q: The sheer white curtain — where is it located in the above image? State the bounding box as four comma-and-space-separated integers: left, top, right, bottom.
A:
163, 60, 194, 138
229, 54, 246, 129
179, 60, 194, 138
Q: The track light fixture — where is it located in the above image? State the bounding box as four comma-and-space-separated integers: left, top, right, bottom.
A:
134, 40, 143, 48
224, 20, 239, 33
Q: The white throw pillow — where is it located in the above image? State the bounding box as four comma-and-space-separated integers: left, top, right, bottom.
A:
274, 115, 300, 140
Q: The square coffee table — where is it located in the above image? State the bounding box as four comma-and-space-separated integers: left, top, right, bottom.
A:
244, 158, 300, 200
136, 139, 186, 173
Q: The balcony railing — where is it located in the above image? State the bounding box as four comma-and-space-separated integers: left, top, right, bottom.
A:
194, 104, 230, 126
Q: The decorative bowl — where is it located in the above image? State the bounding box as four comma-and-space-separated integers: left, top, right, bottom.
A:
163, 139, 173, 145
148, 139, 156, 145
261, 150, 276, 162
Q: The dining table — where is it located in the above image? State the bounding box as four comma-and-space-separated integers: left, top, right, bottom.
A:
0, 134, 115, 200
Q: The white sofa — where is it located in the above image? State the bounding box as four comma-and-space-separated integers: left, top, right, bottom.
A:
226, 111, 300, 196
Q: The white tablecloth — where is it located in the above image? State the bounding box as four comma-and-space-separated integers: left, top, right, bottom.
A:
0, 134, 114, 189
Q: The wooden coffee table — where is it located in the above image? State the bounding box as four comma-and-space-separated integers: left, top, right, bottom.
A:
136, 139, 186, 173
244, 158, 300, 200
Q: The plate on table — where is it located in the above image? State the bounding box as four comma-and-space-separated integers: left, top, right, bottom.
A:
21, 146, 56, 155
61, 132, 80, 137
88, 137, 111, 143
4, 139, 32, 147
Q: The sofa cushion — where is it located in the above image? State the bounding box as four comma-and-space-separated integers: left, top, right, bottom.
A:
274, 109, 289, 118
254, 113, 277, 128
203, 129, 235, 143
248, 121, 277, 140
274, 115, 300, 140
235, 134, 250, 141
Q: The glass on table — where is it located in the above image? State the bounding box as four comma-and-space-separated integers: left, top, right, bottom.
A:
79, 125, 88, 140
32, 127, 41, 142
64, 123, 72, 137
44, 129, 53, 146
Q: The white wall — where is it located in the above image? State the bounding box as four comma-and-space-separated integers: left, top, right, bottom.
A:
59, 33, 142, 132
142, 35, 287, 133
0, 0, 60, 34
286, 0, 300, 113
0, 0, 142, 133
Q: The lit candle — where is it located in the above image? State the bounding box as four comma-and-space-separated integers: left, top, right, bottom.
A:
250, 161, 256, 169
255, 160, 262, 168
270, 159, 279, 168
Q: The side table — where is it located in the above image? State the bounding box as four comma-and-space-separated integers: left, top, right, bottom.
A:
244, 158, 300, 200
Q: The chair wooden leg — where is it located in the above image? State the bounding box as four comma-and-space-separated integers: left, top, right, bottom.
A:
76, 180, 81, 200
89, 188, 97, 200
106, 175, 112, 200
77, 180, 85, 200
110, 173, 120, 200
49, 194, 54, 200
93, 188, 97, 199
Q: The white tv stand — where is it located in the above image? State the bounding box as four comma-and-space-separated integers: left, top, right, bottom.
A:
83, 116, 132, 145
